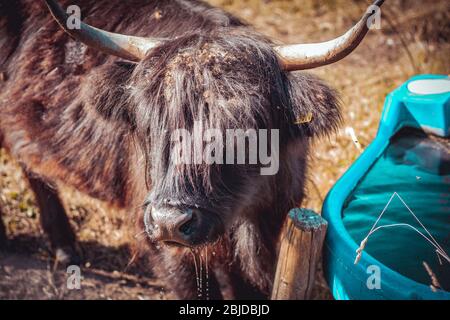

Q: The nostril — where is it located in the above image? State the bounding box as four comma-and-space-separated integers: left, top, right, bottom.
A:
178, 213, 197, 236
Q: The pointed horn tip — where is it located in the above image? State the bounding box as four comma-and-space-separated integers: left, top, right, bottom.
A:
276, 0, 386, 71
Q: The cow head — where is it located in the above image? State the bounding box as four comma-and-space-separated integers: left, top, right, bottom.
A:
45, 0, 384, 247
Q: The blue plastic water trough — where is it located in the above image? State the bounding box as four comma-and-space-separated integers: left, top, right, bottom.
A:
322, 74, 450, 300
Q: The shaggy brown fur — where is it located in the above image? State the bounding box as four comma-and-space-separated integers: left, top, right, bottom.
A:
0, 0, 341, 299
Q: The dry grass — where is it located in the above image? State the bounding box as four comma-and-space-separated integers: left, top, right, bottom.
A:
1, 0, 449, 299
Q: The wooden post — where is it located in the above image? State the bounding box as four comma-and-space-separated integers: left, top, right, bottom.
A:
271, 208, 328, 300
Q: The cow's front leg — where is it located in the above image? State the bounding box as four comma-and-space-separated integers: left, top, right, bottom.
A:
228, 264, 268, 300
226, 218, 278, 300
23, 169, 79, 265
148, 245, 223, 300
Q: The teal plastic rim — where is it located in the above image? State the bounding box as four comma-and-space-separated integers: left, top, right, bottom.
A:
322, 74, 450, 300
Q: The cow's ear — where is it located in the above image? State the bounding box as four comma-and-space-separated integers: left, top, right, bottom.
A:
283, 73, 342, 139
85, 60, 136, 126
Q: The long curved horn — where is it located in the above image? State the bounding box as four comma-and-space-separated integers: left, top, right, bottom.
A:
275, 0, 385, 71
44, 0, 160, 61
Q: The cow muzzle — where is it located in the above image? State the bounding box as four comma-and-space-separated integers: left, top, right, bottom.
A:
144, 206, 222, 247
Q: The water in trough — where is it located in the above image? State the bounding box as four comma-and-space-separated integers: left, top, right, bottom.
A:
342, 128, 450, 291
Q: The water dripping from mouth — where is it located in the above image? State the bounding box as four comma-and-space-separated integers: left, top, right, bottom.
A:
199, 249, 203, 299
205, 247, 210, 300
189, 249, 201, 298
190, 247, 211, 300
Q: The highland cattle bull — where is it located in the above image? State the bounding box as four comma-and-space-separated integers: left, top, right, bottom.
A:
0, 0, 383, 299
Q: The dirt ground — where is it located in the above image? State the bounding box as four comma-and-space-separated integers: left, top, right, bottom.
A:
0, 0, 449, 300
